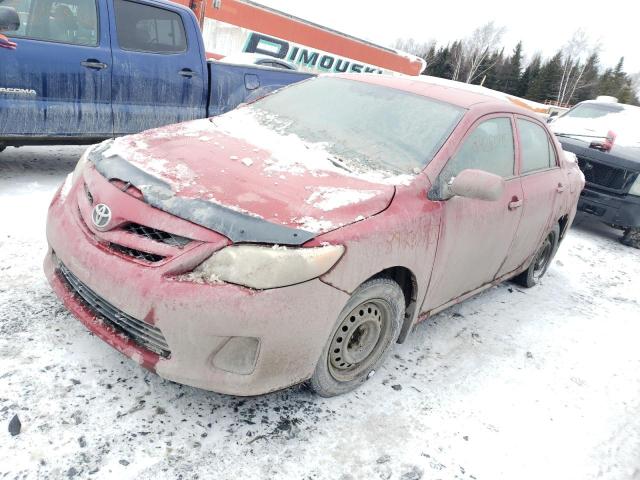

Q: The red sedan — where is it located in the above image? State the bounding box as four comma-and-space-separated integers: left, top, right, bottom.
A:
44, 75, 584, 396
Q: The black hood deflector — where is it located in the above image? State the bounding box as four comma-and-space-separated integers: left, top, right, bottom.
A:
92, 147, 315, 246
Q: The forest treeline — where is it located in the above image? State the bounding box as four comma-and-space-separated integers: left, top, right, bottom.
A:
395, 23, 639, 106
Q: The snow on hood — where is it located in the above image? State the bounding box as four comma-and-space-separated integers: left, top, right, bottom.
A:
101, 114, 399, 235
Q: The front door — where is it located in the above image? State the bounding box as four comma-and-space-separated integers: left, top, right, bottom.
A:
422, 115, 524, 312
0, 0, 112, 136
109, 0, 206, 134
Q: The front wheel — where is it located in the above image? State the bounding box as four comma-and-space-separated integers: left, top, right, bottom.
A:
309, 277, 405, 397
514, 223, 560, 288
621, 227, 640, 249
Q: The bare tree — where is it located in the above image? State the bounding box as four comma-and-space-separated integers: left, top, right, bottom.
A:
462, 21, 506, 83
393, 38, 435, 60
557, 30, 599, 105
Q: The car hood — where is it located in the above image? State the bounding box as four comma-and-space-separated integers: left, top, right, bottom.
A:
93, 116, 405, 244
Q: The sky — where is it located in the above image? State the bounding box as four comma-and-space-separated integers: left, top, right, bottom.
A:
255, 0, 640, 73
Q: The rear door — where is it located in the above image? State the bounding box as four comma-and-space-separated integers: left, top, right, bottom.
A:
497, 117, 567, 276
422, 115, 524, 312
0, 0, 112, 137
109, 0, 206, 134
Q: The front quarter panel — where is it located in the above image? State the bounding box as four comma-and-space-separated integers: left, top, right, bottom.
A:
317, 177, 441, 322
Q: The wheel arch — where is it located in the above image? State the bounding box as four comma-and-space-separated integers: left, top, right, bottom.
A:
369, 266, 418, 344
557, 214, 570, 241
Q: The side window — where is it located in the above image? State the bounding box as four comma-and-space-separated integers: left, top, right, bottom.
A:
114, 0, 187, 54
3, 0, 98, 46
440, 117, 515, 182
518, 119, 557, 174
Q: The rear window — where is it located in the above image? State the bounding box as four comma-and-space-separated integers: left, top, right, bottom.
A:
518, 119, 556, 174
114, 0, 186, 54
250, 77, 465, 175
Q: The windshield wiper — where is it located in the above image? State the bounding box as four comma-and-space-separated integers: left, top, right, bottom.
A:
329, 156, 354, 173
555, 132, 608, 139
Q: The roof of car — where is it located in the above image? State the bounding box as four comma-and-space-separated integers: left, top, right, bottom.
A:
336, 73, 534, 112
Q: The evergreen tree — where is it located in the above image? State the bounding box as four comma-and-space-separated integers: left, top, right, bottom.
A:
573, 53, 600, 103
518, 54, 541, 97
527, 52, 563, 102
501, 42, 523, 95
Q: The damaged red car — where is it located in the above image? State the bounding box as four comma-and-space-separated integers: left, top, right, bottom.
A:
45, 75, 584, 396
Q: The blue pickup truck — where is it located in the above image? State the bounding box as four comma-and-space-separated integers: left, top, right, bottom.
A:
0, 0, 311, 152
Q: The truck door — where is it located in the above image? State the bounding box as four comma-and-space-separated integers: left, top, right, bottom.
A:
0, 0, 112, 137
109, 0, 206, 134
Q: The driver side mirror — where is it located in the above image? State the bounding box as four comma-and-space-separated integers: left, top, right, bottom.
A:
0, 6, 19, 32
436, 169, 505, 201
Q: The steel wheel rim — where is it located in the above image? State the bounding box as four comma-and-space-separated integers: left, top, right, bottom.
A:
532, 237, 553, 281
328, 299, 392, 382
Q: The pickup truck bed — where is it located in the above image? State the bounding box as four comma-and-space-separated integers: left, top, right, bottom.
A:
0, 0, 311, 149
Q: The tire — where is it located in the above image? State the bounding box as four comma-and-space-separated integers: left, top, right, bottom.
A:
309, 277, 405, 397
621, 227, 640, 249
514, 223, 560, 288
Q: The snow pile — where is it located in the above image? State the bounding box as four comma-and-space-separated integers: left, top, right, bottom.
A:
210, 108, 414, 185
305, 187, 382, 211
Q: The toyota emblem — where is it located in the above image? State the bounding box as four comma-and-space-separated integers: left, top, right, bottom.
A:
91, 203, 112, 229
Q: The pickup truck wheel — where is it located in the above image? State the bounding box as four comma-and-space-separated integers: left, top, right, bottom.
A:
514, 223, 560, 288
621, 227, 640, 249
0, 145, 6, 153
309, 277, 404, 397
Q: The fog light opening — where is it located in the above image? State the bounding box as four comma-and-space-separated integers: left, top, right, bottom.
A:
212, 337, 260, 375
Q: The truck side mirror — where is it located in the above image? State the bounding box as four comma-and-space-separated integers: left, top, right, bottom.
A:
0, 6, 20, 32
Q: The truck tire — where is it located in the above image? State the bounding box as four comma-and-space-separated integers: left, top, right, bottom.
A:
309, 277, 404, 397
621, 227, 640, 249
514, 223, 560, 288
0, 145, 5, 154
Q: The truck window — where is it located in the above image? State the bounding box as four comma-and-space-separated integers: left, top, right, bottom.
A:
518, 119, 556, 174
2, 0, 98, 46
441, 118, 515, 182
114, 0, 186, 54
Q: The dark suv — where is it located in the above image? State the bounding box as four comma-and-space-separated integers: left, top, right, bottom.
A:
549, 100, 640, 248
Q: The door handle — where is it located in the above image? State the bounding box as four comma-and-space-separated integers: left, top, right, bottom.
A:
81, 59, 108, 70
556, 183, 566, 193
508, 198, 523, 210
179, 68, 195, 78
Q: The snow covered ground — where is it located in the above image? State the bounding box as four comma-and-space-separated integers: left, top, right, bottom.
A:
1, 146, 639, 480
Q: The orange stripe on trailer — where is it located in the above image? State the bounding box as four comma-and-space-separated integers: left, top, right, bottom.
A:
176, 0, 423, 75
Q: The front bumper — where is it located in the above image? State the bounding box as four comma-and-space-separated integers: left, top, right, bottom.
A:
44, 177, 350, 396
578, 187, 640, 229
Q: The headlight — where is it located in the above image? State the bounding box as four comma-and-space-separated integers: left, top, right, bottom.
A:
71, 145, 94, 184
190, 244, 345, 289
629, 176, 640, 196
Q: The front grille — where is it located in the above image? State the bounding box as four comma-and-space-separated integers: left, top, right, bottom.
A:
122, 223, 191, 248
577, 157, 637, 191
58, 262, 171, 358
109, 243, 165, 263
